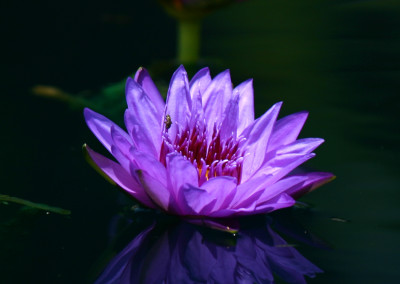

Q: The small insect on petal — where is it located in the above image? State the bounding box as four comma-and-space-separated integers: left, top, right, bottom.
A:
164, 114, 172, 131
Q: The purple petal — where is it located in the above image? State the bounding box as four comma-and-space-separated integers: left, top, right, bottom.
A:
84, 108, 131, 153
232, 154, 315, 210
137, 232, 172, 283
110, 125, 134, 171
267, 111, 308, 153
182, 185, 217, 215
251, 153, 316, 184
84, 145, 156, 208
272, 138, 324, 156
201, 177, 237, 211
234, 79, 254, 135
125, 78, 162, 156
209, 252, 237, 284
253, 193, 296, 214
165, 65, 192, 140
188, 91, 205, 131
135, 169, 172, 212
130, 149, 167, 188
256, 175, 310, 203
230, 174, 273, 208
220, 93, 239, 140
286, 172, 335, 199
241, 102, 283, 182
133, 67, 165, 118
208, 206, 257, 218
184, 230, 217, 278
189, 67, 211, 100
183, 176, 237, 215
94, 225, 155, 284
166, 153, 199, 214
124, 110, 158, 157
202, 70, 233, 137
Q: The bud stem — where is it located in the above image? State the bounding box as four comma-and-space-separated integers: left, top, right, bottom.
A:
177, 19, 201, 65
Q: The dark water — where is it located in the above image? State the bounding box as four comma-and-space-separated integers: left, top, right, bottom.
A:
2, 0, 399, 283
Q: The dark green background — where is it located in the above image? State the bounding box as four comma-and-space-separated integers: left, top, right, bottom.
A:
1, 0, 399, 283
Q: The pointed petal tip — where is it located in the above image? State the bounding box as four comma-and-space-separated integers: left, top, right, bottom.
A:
176, 64, 187, 73
125, 76, 138, 97
83, 107, 94, 117
83, 108, 103, 127
309, 172, 336, 191
219, 69, 231, 78
234, 78, 253, 91
169, 65, 189, 87
243, 78, 253, 86
133, 66, 147, 80
325, 173, 336, 182
268, 101, 283, 114
82, 144, 118, 186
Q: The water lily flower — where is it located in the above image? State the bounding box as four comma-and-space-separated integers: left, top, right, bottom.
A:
94, 221, 322, 283
84, 65, 334, 218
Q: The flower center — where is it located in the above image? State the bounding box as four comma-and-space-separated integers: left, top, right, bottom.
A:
160, 121, 245, 185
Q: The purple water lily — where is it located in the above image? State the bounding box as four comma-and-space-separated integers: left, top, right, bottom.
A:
84, 65, 334, 218
94, 221, 323, 283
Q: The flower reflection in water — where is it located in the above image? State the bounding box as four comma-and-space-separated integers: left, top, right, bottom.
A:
95, 217, 322, 284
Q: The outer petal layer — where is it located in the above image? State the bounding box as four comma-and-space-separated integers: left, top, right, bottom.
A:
241, 102, 282, 181
84, 108, 131, 153
84, 145, 155, 208
133, 67, 165, 118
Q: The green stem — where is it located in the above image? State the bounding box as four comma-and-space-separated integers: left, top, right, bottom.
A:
177, 19, 201, 65
0, 194, 71, 215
